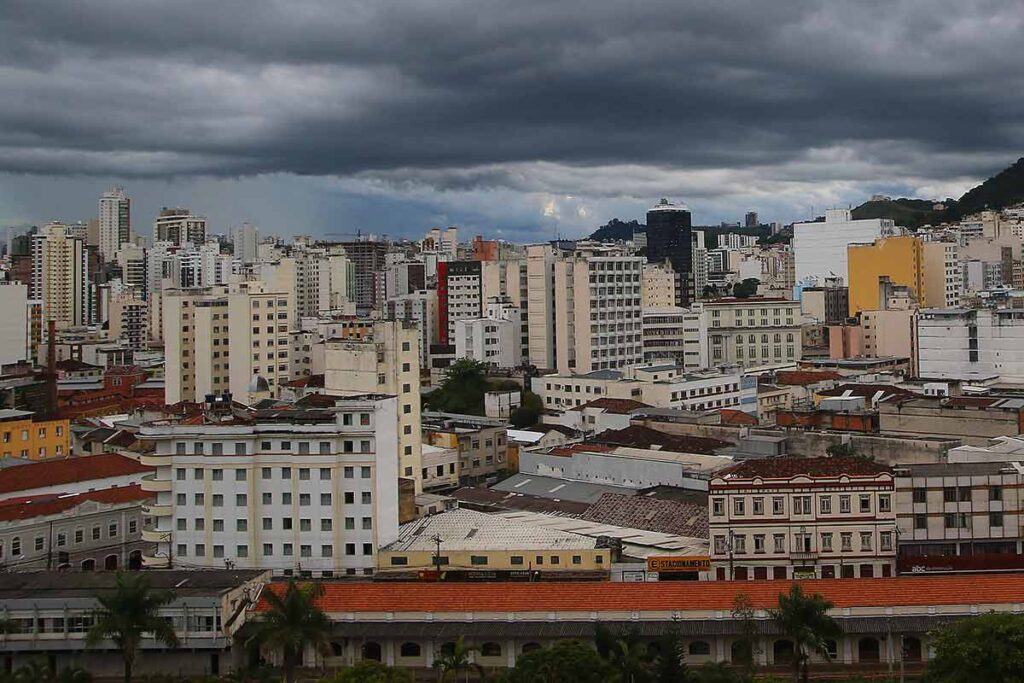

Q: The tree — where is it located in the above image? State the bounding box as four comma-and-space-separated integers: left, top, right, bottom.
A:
321, 660, 414, 683
247, 580, 333, 683
769, 584, 841, 683
595, 625, 654, 683
507, 641, 607, 683
730, 593, 760, 676
424, 359, 491, 415
85, 572, 179, 683
509, 390, 542, 429
732, 278, 760, 299
650, 626, 688, 683
925, 612, 1024, 683
434, 636, 479, 682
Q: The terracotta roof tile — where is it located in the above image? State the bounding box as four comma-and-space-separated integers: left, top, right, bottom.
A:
569, 398, 651, 414
774, 370, 842, 386
257, 573, 1024, 613
0, 453, 152, 497
592, 425, 731, 454
718, 456, 891, 480
0, 484, 149, 522
720, 409, 758, 426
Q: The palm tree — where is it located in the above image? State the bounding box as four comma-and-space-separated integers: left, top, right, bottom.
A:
434, 636, 479, 682
85, 571, 179, 683
247, 580, 333, 683
769, 584, 842, 683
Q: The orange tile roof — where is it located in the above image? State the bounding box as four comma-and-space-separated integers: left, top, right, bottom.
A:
720, 408, 758, 426
257, 573, 1024, 613
717, 456, 891, 480
0, 453, 152, 496
774, 370, 842, 386
569, 398, 651, 414
0, 484, 150, 522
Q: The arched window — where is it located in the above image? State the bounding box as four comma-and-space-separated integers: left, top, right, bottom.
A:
400, 642, 421, 658
688, 641, 711, 656
858, 637, 880, 663
362, 642, 382, 661
104, 554, 119, 570
903, 636, 922, 662
522, 642, 542, 654
11, 537, 20, 556
81, 559, 96, 571
774, 640, 795, 664
330, 642, 344, 657
480, 642, 502, 657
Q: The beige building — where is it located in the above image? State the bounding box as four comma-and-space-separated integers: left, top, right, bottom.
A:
642, 262, 677, 309
422, 411, 508, 483
378, 508, 609, 576
709, 457, 897, 580
163, 281, 293, 406
704, 297, 802, 368
324, 320, 423, 492
30, 222, 89, 330
526, 242, 643, 374
109, 290, 149, 350
878, 396, 1024, 446
921, 240, 961, 308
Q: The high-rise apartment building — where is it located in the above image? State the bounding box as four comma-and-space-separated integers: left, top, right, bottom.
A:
337, 241, 389, 312
323, 320, 423, 492
641, 306, 709, 370
642, 262, 676, 309
793, 209, 895, 287
744, 211, 759, 228
437, 260, 483, 345
385, 290, 438, 366
256, 247, 352, 320
646, 199, 694, 306
847, 235, 927, 316
163, 281, 293, 405
98, 187, 131, 262
526, 242, 644, 374
231, 223, 260, 264
453, 297, 522, 368
139, 396, 400, 575
154, 208, 208, 246
921, 239, 962, 308
31, 223, 90, 329
0, 282, 36, 367
109, 290, 149, 351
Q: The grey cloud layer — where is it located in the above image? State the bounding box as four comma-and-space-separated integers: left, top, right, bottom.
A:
1, 0, 1022, 204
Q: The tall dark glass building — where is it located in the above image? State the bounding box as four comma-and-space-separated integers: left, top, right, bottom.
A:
646, 198, 693, 305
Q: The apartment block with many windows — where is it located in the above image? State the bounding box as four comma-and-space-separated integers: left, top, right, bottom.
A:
709, 457, 896, 580
138, 395, 399, 577
704, 297, 801, 368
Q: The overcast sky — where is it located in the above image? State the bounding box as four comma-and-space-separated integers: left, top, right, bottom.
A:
2, 0, 1022, 241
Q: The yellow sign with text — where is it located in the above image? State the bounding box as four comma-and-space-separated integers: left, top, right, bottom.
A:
646, 556, 711, 573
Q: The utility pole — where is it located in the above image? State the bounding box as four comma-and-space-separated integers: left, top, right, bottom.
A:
46, 520, 54, 570
431, 534, 443, 581
728, 529, 735, 581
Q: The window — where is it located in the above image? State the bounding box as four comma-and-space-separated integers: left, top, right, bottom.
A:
321, 519, 332, 531
878, 495, 891, 513
821, 533, 833, 552
300, 519, 312, 532
262, 493, 272, 505
752, 497, 764, 515
263, 544, 273, 556
262, 467, 272, 480
236, 494, 247, 507
914, 513, 927, 530
859, 495, 871, 513
733, 499, 745, 516
361, 492, 372, 505
712, 498, 724, 516
859, 532, 872, 551
733, 535, 746, 554
299, 468, 310, 480
299, 494, 310, 506
194, 493, 204, 505
772, 497, 784, 514
794, 496, 812, 515
195, 544, 205, 557
235, 470, 247, 482
320, 468, 331, 480
212, 494, 223, 507
361, 466, 371, 479
34, 536, 44, 551
990, 511, 1004, 527
237, 519, 248, 532
713, 536, 727, 554
212, 468, 223, 481
839, 495, 851, 513
321, 545, 333, 557
470, 555, 488, 566
345, 517, 355, 530
362, 517, 373, 530
880, 532, 893, 551
237, 545, 249, 558
363, 543, 373, 555
108, 523, 118, 538
840, 533, 852, 552
281, 467, 291, 479
753, 534, 765, 553
943, 487, 956, 503
820, 496, 832, 514
262, 518, 273, 531
990, 486, 1004, 501
282, 493, 292, 505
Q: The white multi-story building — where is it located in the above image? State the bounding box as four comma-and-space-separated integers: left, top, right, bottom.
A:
703, 297, 802, 368
438, 260, 483, 345
231, 223, 260, 265
793, 209, 896, 287
98, 187, 131, 262
162, 281, 293, 405
386, 290, 438, 367
709, 457, 897, 580
0, 283, 35, 367
154, 208, 207, 247
915, 308, 1024, 381
641, 306, 708, 370
453, 297, 522, 368
109, 290, 149, 350
138, 396, 399, 576
642, 263, 676, 309
526, 242, 644, 374
536, 365, 755, 414
31, 222, 90, 329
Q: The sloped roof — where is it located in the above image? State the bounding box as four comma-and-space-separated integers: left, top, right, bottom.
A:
718, 456, 892, 480
570, 398, 651, 414
384, 508, 596, 552
0, 453, 152, 497
0, 484, 149, 522
592, 425, 731, 454
774, 370, 842, 386
581, 493, 708, 538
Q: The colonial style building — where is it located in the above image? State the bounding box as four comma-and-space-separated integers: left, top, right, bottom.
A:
709, 457, 896, 580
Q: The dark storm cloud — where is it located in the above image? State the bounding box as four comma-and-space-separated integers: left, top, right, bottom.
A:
1, 0, 1023, 231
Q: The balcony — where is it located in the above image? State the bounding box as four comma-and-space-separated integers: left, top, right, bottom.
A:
791, 549, 819, 561
139, 452, 170, 467
141, 502, 171, 518
140, 474, 171, 493
141, 526, 172, 543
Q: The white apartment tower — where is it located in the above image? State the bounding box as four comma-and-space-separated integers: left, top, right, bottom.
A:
139, 396, 400, 575
231, 223, 260, 265
98, 187, 131, 261
526, 242, 644, 374
793, 209, 895, 287
31, 222, 89, 329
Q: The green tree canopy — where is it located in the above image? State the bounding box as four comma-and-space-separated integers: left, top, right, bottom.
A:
321, 660, 414, 683
424, 359, 491, 414
769, 584, 842, 683
85, 572, 179, 683
732, 278, 760, 298
247, 580, 333, 683
506, 641, 607, 683
925, 612, 1024, 683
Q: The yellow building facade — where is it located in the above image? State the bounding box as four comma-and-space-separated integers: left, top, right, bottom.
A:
847, 236, 926, 316
0, 410, 71, 460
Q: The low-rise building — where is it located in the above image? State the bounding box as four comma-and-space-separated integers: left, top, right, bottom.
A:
704, 298, 802, 368
0, 452, 151, 501
0, 409, 71, 461
878, 395, 1024, 446
894, 461, 1024, 573
709, 457, 897, 580
420, 444, 459, 490
422, 412, 508, 483
377, 508, 610, 578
